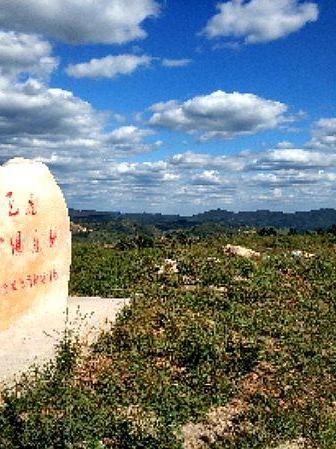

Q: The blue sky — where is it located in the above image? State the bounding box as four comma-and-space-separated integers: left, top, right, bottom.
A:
0, 0, 334, 214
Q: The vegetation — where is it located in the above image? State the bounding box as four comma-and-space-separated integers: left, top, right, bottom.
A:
1, 229, 336, 448
69, 206, 336, 232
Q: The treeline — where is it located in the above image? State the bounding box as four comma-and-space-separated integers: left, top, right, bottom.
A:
69, 207, 336, 232
70, 216, 336, 251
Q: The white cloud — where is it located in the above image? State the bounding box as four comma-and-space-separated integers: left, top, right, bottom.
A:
276, 141, 295, 149
0, 34, 159, 164
0, 63, 329, 214
163, 172, 180, 181
0, 77, 102, 138
0, 31, 58, 78
66, 55, 194, 80
31, 140, 336, 214
105, 126, 161, 156
108, 126, 153, 144
191, 170, 223, 185
66, 54, 152, 79
161, 58, 192, 67
203, 0, 318, 44
307, 118, 336, 151
0, 0, 159, 45
248, 148, 336, 171
169, 152, 216, 168
0, 9, 329, 214
149, 90, 288, 140
0, 75, 160, 160
169, 147, 335, 175
250, 171, 336, 188
169, 151, 245, 171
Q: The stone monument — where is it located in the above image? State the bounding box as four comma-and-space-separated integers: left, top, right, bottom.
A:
0, 157, 71, 382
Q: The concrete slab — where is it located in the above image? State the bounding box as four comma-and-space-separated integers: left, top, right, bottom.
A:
0, 296, 130, 387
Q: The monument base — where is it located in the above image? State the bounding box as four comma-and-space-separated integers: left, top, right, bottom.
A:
0, 296, 129, 387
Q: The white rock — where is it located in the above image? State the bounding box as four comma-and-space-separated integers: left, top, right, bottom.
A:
291, 250, 315, 258
206, 257, 221, 263
224, 244, 260, 259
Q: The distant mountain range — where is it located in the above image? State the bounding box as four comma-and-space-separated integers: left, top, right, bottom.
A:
69, 208, 336, 231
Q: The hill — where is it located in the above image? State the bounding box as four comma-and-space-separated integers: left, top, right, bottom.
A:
69, 207, 336, 232
1, 232, 335, 448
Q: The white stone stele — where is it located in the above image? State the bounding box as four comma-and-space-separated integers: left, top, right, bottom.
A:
0, 158, 71, 383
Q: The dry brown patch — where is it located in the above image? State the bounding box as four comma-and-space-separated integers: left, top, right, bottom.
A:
116, 404, 159, 437
266, 437, 313, 449
182, 361, 282, 448
74, 354, 112, 389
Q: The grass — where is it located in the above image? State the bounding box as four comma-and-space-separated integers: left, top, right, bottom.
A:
1, 232, 336, 448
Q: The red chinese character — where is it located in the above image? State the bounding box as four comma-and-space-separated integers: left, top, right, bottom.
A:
10, 231, 23, 255
1, 283, 9, 295
33, 274, 40, 286
41, 273, 47, 284
32, 230, 40, 253
6, 191, 19, 217
26, 274, 33, 288
49, 229, 57, 247
49, 269, 58, 281
25, 194, 37, 216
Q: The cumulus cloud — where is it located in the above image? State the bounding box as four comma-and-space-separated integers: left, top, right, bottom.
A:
276, 141, 295, 149
108, 126, 153, 144
307, 118, 336, 151
0, 31, 58, 78
169, 151, 245, 171
66, 55, 193, 79
169, 148, 336, 174
248, 148, 336, 171
0, 0, 159, 45
149, 90, 288, 140
191, 170, 223, 185
0, 28, 159, 169
161, 58, 192, 67
0, 76, 103, 138
251, 171, 336, 188
0, 7, 328, 214
105, 126, 162, 156
203, 0, 319, 44
66, 54, 152, 79
0, 55, 329, 214
0, 75, 160, 159
29, 138, 336, 214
